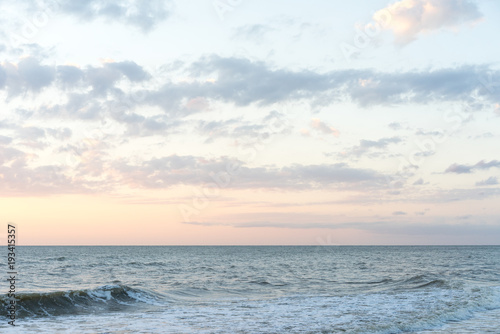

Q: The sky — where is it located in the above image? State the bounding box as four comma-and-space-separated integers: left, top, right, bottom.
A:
0, 0, 499, 245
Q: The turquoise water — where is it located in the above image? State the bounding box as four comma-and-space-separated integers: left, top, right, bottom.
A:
2, 246, 500, 333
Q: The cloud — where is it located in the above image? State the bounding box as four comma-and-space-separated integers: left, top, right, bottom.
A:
185, 55, 335, 107
186, 57, 498, 108
414, 150, 435, 157
17, 126, 48, 148
57, 0, 170, 32
194, 111, 291, 143
234, 24, 271, 37
413, 178, 424, 185
349, 65, 496, 107
120, 115, 179, 137
359, 137, 401, 149
185, 97, 210, 112
0, 59, 150, 99
445, 160, 500, 174
476, 176, 499, 186
17, 58, 56, 90
233, 24, 275, 43
57, 65, 85, 87
392, 211, 407, 215
183, 217, 500, 240
415, 129, 443, 136
388, 122, 403, 130
0, 135, 12, 145
197, 118, 253, 140
3, 56, 500, 116
1, 58, 55, 95
344, 136, 401, 157
86, 61, 150, 95
111, 155, 385, 190
0, 120, 16, 129
106, 61, 151, 82
423, 187, 500, 202
373, 0, 483, 45
43, 93, 104, 120
472, 132, 494, 140
445, 163, 472, 174
18, 126, 45, 139
86, 66, 121, 96
14, 126, 71, 149
300, 129, 310, 136
46, 128, 72, 140
0, 146, 24, 165
0, 65, 7, 88
56, 61, 148, 93
310, 118, 340, 137
285, 163, 384, 186
0, 145, 96, 195
475, 160, 500, 170
0, 163, 92, 196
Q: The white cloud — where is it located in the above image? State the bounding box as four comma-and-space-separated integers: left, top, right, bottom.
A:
373, 0, 483, 45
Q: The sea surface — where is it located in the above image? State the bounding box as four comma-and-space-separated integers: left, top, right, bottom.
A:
1, 246, 500, 333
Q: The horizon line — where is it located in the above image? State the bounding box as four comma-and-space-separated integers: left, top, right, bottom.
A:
14, 244, 500, 247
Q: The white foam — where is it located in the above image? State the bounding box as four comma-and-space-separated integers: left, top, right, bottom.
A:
3, 287, 500, 334
124, 288, 164, 306
87, 289, 112, 301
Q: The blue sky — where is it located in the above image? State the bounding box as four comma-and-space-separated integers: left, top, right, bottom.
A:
0, 0, 499, 245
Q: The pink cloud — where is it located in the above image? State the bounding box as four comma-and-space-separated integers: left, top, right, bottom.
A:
310, 118, 340, 137
373, 0, 483, 45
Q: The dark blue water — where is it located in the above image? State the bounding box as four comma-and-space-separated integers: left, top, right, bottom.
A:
2, 246, 500, 333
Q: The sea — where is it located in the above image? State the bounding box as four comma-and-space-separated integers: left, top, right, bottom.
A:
1, 246, 500, 333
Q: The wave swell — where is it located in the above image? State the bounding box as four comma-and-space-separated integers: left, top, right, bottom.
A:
1, 285, 162, 318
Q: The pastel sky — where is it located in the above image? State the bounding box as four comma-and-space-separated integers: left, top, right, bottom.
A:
1, 0, 499, 245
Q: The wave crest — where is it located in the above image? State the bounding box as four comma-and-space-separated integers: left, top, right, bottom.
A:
1, 285, 163, 318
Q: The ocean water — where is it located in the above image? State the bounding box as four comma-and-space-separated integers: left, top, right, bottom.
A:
1, 246, 500, 333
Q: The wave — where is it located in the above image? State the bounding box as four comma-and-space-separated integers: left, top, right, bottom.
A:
402, 274, 454, 289
341, 274, 455, 294
1, 285, 163, 318
248, 280, 288, 287
412, 279, 448, 289
42, 256, 67, 261
344, 278, 394, 285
